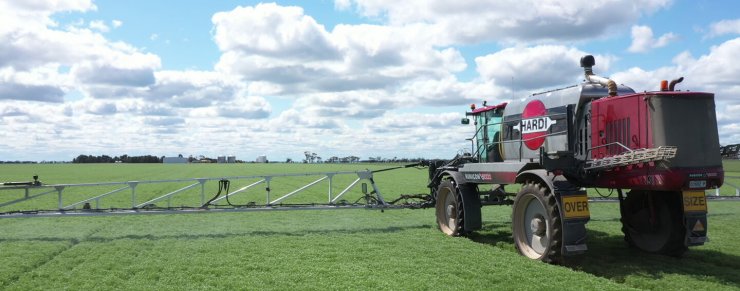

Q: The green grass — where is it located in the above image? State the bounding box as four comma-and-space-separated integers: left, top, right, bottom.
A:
720, 160, 740, 196
722, 160, 740, 173
1, 163, 739, 290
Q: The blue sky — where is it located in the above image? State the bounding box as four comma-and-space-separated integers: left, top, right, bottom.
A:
1, 0, 740, 162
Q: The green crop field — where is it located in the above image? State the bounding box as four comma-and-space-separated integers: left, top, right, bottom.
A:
1, 162, 739, 290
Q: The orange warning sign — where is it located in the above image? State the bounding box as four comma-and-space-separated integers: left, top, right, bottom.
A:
682, 191, 707, 212
562, 195, 590, 218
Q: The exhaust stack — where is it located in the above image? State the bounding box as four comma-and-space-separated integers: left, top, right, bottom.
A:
580, 55, 617, 96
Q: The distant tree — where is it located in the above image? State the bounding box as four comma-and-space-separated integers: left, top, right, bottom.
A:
72, 154, 162, 163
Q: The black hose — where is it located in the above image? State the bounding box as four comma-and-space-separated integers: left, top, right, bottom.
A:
201, 179, 230, 208
595, 188, 613, 198
224, 180, 254, 207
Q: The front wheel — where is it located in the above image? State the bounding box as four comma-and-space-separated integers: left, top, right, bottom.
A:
435, 180, 465, 236
512, 181, 562, 263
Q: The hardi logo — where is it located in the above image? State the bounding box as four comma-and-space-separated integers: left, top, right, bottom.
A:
513, 100, 555, 150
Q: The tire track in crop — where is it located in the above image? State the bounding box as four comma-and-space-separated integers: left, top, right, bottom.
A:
0, 224, 108, 289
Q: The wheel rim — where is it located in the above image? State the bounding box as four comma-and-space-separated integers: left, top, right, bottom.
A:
436, 186, 458, 235
514, 194, 550, 259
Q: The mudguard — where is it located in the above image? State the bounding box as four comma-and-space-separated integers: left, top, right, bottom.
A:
516, 169, 590, 256
515, 169, 555, 191
682, 191, 708, 246
445, 171, 482, 232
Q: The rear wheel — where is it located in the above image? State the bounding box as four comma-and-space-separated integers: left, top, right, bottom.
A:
436, 180, 465, 236
621, 190, 687, 256
512, 181, 562, 263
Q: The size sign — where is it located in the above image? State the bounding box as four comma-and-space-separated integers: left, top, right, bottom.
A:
562, 195, 590, 219
683, 191, 707, 212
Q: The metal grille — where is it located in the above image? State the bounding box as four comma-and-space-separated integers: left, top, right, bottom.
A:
585, 146, 677, 171
605, 118, 630, 155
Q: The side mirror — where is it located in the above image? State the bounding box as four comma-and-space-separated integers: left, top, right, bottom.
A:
461, 118, 470, 125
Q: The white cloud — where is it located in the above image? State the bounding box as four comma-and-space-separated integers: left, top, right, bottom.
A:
341, 0, 673, 44
143, 70, 244, 107
0, 105, 30, 117
74, 63, 155, 87
212, 3, 340, 61
274, 109, 345, 130
476, 45, 612, 91
334, 0, 352, 10
84, 100, 117, 115
612, 37, 740, 144
112, 19, 123, 28
294, 90, 395, 119
0, 81, 65, 102
614, 38, 740, 93
366, 112, 461, 131
628, 25, 677, 53
353, 111, 471, 157
396, 76, 481, 105
143, 116, 185, 127
0, 1, 95, 22
708, 19, 740, 38
89, 20, 109, 32
213, 4, 467, 98
116, 99, 176, 116
0, 5, 161, 84
217, 95, 272, 119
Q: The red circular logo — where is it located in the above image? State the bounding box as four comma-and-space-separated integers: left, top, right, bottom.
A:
517, 100, 555, 150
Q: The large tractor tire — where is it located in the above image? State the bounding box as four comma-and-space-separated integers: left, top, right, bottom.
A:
435, 180, 466, 236
512, 181, 562, 263
620, 190, 687, 257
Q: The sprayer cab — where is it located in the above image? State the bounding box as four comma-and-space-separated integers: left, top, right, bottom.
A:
465, 102, 508, 162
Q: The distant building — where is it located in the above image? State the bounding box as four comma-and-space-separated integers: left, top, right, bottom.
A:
721, 144, 740, 159
163, 157, 188, 164
256, 155, 267, 163
217, 156, 226, 163
227, 156, 236, 163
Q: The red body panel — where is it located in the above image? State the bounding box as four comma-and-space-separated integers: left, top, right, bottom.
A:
462, 171, 518, 184
471, 102, 507, 114
590, 93, 652, 159
589, 91, 723, 191
592, 165, 724, 190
